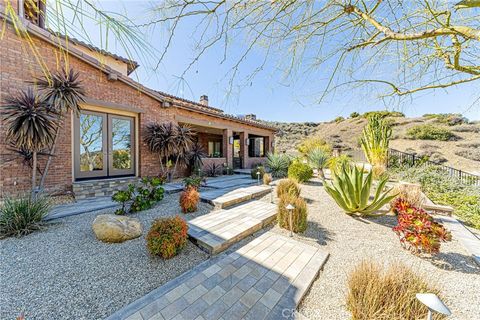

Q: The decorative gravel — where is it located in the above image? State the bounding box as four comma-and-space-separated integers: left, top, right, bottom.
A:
0, 193, 211, 320
258, 181, 480, 320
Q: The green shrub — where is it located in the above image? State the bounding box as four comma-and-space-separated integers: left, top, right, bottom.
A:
183, 176, 203, 189
288, 161, 313, 182
0, 196, 51, 238
265, 152, 290, 178
350, 112, 360, 118
391, 165, 480, 229
347, 261, 443, 320
251, 165, 265, 180
277, 178, 301, 198
362, 111, 405, 118
146, 216, 188, 259
406, 124, 455, 141
328, 154, 352, 176
277, 193, 308, 233
324, 165, 395, 216
112, 177, 164, 214
297, 137, 332, 157
334, 116, 345, 123
423, 113, 467, 126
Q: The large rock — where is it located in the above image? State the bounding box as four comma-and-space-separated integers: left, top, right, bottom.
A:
92, 214, 142, 243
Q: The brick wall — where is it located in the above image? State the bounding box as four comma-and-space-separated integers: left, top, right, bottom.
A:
0, 22, 275, 196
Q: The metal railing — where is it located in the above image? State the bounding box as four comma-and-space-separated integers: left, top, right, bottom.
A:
387, 148, 480, 186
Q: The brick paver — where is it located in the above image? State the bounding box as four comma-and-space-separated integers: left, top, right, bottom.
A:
108, 232, 329, 320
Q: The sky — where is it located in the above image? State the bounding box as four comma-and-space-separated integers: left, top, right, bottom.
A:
50, 1, 480, 122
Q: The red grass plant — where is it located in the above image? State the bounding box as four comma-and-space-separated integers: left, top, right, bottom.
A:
180, 186, 200, 213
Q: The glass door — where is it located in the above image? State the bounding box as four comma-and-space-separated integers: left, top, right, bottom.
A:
74, 111, 135, 180
74, 111, 108, 179
108, 115, 135, 176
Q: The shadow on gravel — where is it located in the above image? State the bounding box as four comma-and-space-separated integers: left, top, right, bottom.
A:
358, 213, 397, 229
426, 252, 480, 274
302, 220, 334, 246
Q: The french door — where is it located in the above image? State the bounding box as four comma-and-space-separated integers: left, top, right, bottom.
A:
74, 111, 135, 180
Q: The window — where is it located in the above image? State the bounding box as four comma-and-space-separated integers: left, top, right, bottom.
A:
248, 137, 265, 157
208, 141, 222, 158
24, 0, 46, 28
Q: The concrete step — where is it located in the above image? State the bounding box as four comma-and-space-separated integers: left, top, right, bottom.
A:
201, 185, 272, 209
72, 177, 138, 199
108, 232, 329, 320
188, 201, 277, 254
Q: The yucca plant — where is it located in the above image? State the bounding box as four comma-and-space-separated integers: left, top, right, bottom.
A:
307, 147, 329, 179
35, 68, 86, 191
265, 152, 290, 178
3, 89, 58, 196
324, 165, 396, 216
360, 114, 392, 177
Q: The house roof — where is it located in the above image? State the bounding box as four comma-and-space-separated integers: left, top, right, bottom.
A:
49, 31, 139, 75
0, 12, 277, 132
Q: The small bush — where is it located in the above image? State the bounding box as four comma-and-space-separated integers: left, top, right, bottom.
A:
276, 178, 301, 198
0, 196, 51, 238
362, 110, 405, 118
334, 116, 345, 123
277, 193, 308, 233
393, 200, 452, 254
205, 162, 222, 177
180, 187, 200, 213
389, 183, 425, 210
112, 177, 164, 214
350, 112, 360, 118
297, 137, 332, 157
183, 176, 203, 190
347, 261, 443, 320
451, 124, 480, 133
327, 154, 352, 176
251, 165, 265, 180
455, 149, 480, 161
263, 173, 272, 185
265, 152, 290, 178
406, 124, 455, 141
424, 113, 467, 126
288, 161, 313, 182
146, 216, 188, 259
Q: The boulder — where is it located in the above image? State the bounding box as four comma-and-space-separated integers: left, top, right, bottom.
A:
92, 214, 142, 243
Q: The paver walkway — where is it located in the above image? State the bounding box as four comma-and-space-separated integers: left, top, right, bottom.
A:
188, 201, 277, 254
201, 185, 272, 209
107, 232, 329, 320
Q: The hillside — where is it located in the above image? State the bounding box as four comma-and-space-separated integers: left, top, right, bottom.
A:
267, 114, 480, 175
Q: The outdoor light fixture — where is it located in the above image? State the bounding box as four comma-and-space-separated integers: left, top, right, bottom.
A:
416, 293, 451, 320
257, 171, 261, 185
229, 136, 234, 144
285, 204, 295, 237
246, 138, 250, 146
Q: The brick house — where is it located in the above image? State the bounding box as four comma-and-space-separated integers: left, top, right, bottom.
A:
0, 1, 276, 198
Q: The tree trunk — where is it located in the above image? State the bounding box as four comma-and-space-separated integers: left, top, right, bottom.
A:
319, 168, 325, 180
31, 151, 38, 199
39, 125, 60, 192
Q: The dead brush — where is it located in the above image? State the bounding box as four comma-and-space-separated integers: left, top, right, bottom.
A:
389, 182, 425, 210
346, 261, 445, 320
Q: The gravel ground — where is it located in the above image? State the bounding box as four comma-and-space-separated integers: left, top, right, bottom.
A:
256, 181, 480, 320
0, 193, 212, 320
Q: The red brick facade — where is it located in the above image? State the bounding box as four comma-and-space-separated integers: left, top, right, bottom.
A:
0, 18, 275, 197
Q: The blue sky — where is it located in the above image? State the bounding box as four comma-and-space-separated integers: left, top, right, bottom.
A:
53, 1, 479, 122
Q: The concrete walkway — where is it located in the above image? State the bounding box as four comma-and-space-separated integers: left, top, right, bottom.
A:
107, 232, 329, 320
200, 185, 272, 209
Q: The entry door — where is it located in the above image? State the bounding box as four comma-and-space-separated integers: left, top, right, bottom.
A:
74, 111, 135, 180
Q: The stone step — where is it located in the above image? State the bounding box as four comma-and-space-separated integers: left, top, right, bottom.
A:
201, 185, 273, 209
107, 232, 329, 320
72, 177, 138, 199
188, 201, 277, 254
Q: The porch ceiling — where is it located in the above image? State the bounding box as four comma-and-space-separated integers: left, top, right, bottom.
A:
182, 123, 224, 135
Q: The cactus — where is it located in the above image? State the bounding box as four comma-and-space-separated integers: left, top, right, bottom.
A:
324, 165, 396, 216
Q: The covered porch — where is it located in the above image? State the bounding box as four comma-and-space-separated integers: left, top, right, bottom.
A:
176, 115, 273, 171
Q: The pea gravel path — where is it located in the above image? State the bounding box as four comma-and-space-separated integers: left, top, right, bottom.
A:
0, 193, 212, 320
259, 181, 480, 320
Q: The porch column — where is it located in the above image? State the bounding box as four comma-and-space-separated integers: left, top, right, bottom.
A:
223, 128, 233, 168
264, 136, 270, 154
239, 132, 250, 168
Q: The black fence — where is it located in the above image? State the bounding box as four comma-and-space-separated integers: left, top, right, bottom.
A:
387, 148, 480, 186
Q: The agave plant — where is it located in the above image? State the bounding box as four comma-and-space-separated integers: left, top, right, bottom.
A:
324, 165, 396, 216
35, 68, 86, 191
307, 148, 329, 179
265, 152, 290, 178
3, 89, 57, 195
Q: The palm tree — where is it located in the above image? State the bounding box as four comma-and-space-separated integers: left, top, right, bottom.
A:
3, 89, 58, 196
35, 68, 86, 191
307, 148, 329, 179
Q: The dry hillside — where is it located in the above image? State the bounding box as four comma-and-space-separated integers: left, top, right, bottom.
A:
266, 114, 480, 175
